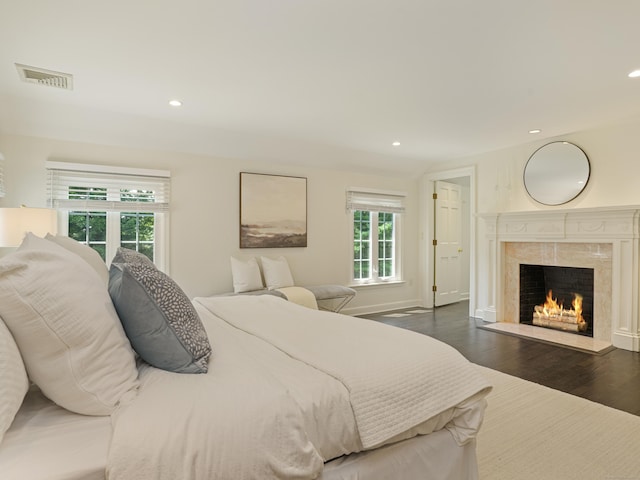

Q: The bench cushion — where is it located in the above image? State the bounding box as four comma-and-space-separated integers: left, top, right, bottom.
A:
304, 285, 356, 301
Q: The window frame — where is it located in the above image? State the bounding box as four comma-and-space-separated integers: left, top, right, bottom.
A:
46, 161, 170, 272
347, 187, 405, 286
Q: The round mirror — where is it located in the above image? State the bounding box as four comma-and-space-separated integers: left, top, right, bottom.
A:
523, 141, 590, 206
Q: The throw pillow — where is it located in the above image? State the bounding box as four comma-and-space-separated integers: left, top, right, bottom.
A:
0, 233, 139, 416
111, 247, 155, 266
230, 257, 264, 293
109, 260, 212, 374
0, 318, 29, 444
261, 256, 295, 290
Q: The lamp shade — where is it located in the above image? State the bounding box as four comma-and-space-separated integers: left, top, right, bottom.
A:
0, 207, 58, 247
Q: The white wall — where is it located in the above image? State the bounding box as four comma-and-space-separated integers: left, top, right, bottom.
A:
0, 133, 421, 314
425, 114, 640, 318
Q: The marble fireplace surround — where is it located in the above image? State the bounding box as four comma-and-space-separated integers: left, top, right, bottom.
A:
479, 206, 640, 352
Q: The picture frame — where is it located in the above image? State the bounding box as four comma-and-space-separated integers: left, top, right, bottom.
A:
239, 172, 307, 248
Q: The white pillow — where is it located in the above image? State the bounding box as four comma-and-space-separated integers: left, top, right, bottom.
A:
261, 256, 295, 290
230, 257, 264, 293
0, 318, 29, 445
0, 233, 139, 416
45, 233, 109, 285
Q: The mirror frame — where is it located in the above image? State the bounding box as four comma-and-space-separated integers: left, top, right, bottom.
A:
523, 141, 591, 206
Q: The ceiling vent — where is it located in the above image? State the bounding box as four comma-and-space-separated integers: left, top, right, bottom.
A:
15, 63, 73, 90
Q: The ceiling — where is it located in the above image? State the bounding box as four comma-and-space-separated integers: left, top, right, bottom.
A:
2, 0, 640, 176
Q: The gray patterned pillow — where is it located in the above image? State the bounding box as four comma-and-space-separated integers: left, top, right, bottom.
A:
108, 258, 211, 374
111, 247, 155, 266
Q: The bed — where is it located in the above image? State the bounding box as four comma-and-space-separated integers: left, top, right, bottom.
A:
0, 233, 492, 480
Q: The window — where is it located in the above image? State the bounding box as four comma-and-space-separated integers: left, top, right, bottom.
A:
46, 162, 170, 270
347, 188, 405, 284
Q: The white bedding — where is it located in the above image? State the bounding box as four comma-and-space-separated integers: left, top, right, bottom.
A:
0, 385, 111, 480
107, 295, 491, 480
0, 382, 479, 480
108, 302, 348, 479
321, 430, 478, 480
197, 295, 492, 448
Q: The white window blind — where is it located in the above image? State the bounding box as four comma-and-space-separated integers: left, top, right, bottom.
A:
346, 188, 406, 214
46, 161, 170, 212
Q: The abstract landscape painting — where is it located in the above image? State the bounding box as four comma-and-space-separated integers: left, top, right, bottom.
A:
240, 172, 307, 248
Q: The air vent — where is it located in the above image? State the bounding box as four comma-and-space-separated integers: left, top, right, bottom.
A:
15, 63, 73, 90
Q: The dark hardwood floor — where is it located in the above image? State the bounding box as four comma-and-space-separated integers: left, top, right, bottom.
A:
360, 301, 640, 416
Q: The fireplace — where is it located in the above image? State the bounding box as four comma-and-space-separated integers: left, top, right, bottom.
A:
478, 207, 640, 352
519, 264, 594, 337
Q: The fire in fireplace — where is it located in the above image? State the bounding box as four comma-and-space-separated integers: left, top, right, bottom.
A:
533, 290, 587, 333
519, 264, 594, 337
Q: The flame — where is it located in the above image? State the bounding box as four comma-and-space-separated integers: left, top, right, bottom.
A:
572, 293, 583, 322
542, 290, 560, 313
538, 289, 585, 324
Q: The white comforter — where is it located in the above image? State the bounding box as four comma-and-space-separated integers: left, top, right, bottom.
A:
107, 295, 491, 480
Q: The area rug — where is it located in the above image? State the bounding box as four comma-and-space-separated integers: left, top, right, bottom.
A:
476, 366, 640, 479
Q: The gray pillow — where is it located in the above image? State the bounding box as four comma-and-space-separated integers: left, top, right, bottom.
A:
111, 247, 155, 266
109, 255, 211, 374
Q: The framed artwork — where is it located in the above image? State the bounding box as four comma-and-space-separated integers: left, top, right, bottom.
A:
240, 172, 307, 248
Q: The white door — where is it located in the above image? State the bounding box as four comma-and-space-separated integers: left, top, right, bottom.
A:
434, 181, 462, 307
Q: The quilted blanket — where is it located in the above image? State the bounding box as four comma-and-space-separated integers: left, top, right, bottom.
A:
195, 295, 492, 449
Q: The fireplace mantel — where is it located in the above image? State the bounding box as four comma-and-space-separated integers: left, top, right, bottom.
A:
480, 206, 640, 241
478, 206, 640, 352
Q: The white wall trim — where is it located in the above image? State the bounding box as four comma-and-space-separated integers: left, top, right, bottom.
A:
342, 298, 423, 316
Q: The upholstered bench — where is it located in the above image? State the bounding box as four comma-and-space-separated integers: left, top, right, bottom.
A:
228, 285, 356, 313
228, 256, 356, 312
303, 285, 356, 312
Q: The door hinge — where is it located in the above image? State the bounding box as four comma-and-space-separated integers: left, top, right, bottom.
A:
432, 239, 437, 246
432, 193, 438, 200
432, 285, 438, 292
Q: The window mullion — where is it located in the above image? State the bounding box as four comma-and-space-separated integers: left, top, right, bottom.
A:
371, 212, 380, 282
393, 214, 400, 280
103, 186, 118, 265
105, 212, 120, 265
154, 212, 168, 273
57, 211, 70, 236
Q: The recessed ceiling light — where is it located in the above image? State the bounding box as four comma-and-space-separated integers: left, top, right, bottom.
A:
628, 69, 640, 78
169, 99, 182, 107
392, 141, 401, 146
528, 129, 541, 134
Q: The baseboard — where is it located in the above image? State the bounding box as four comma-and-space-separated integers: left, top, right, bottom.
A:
481, 307, 497, 323
612, 331, 640, 352
342, 298, 423, 316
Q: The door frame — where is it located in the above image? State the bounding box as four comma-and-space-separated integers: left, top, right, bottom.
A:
420, 166, 476, 316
